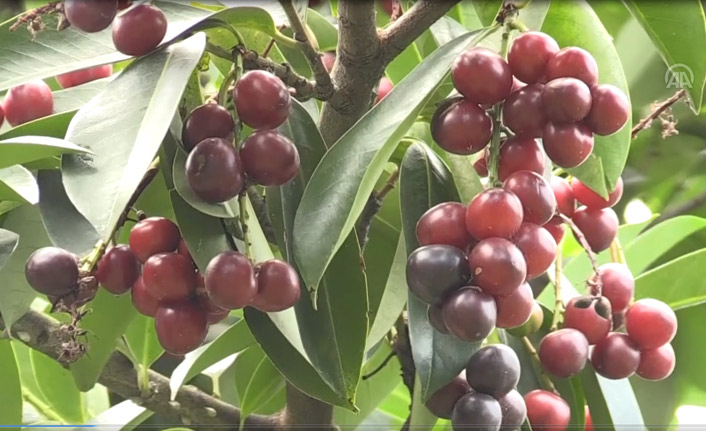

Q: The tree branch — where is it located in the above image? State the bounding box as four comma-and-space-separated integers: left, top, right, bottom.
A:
280, 383, 337, 431
632, 89, 686, 139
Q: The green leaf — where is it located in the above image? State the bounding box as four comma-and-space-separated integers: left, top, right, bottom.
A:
623, 0, 706, 111
235, 347, 286, 423
0, 165, 38, 204
0, 136, 89, 169
400, 142, 480, 400
0, 113, 77, 142
78, 400, 152, 430
61, 34, 206, 241
0, 340, 21, 430
123, 314, 164, 371
307, 9, 338, 52
30, 348, 84, 423
292, 28, 487, 292
581, 367, 645, 430
470, 0, 501, 26
542, 0, 632, 194
410, 372, 438, 430
0, 228, 19, 271
52, 78, 112, 114
634, 248, 706, 309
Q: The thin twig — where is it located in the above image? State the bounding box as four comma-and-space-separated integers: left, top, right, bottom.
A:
362, 350, 397, 380
355, 169, 400, 249
238, 191, 253, 259
550, 244, 564, 331
262, 37, 276, 58
247, 186, 276, 244
632, 89, 687, 139
521, 336, 559, 396
558, 213, 602, 294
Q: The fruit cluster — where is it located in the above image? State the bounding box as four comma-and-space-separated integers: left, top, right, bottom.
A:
426, 345, 526, 431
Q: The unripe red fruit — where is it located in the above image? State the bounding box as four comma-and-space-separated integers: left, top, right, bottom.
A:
541, 77, 593, 123
182, 104, 234, 152
406, 245, 470, 306
543, 122, 594, 168
512, 223, 557, 279
591, 332, 640, 379
425, 375, 469, 419
431, 97, 493, 155
186, 137, 245, 203
498, 390, 527, 430
442, 287, 497, 342
466, 344, 520, 398
538, 328, 589, 378
469, 237, 527, 296
498, 136, 545, 181
177, 239, 195, 268
508, 32, 559, 84
585, 406, 594, 431
197, 289, 229, 325
507, 301, 543, 337
543, 219, 565, 244
546, 47, 599, 87
474, 156, 488, 177
3, 80, 54, 126
571, 207, 618, 253
25, 247, 78, 296
64, 0, 118, 33
56, 65, 113, 89
466, 188, 524, 240
524, 390, 570, 431
376, 77, 394, 104
131, 276, 160, 317
495, 282, 534, 329
240, 131, 300, 186
129, 217, 180, 263
451, 391, 502, 431
112, 4, 167, 57
452, 48, 513, 104
637, 343, 675, 381
204, 251, 257, 310
143, 253, 197, 302
416, 202, 473, 250
155, 300, 208, 355
502, 84, 547, 139
503, 171, 557, 226
96, 245, 140, 295
234, 70, 291, 130
322, 52, 336, 73
0, 105, 4, 128
625, 299, 677, 349
427, 305, 449, 334
586, 84, 630, 136
572, 177, 623, 210
252, 260, 302, 312
551, 176, 576, 218
563, 295, 612, 345
591, 263, 634, 313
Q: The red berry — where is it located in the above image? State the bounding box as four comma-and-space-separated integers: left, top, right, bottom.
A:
427, 304, 450, 334
571, 207, 618, 253
508, 32, 559, 84
563, 296, 612, 345
56, 65, 113, 89
112, 4, 167, 57
495, 282, 534, 329
625, 299, 677, 349
204, 251, 257, 310
376, 77, 394, 104
234, 70, 291, 130
186, 137, 245, 203
468, 238, 527, 296
252, 260, 302, 312
586, 84, 630, 136
451, 391, 502, 431
143, 253, 197, 302
502, 84, 548, 139
322, 52, 336, 72
64, 0, 118, 33
131, 276, 160, 317
196, 289, 229, 325
452, 48, 513, 104
512, 223, 557, 279
406, 245, 470, 306
25, 247, 78, 296
546, 47, 599, 86
3, 80, 54, 126
637, 343, 675, 381
96, 245, 140, 295
466, 344, 520, 397
425, 375, 469, 419
129, 217, 180, 262
416, 202, 473, 250
572, 177, 624, 210
474, 156, 489, 177
539, 328, 589, 378
543, 218, 565, 244
498, 390, 527, 430
177, 239, 195, 267
155, 300, 208, 355
118, 0, 131, 10
0, 104, 4, 128
543, 122, 594, 168
507, 301, 544, 337
431, 97, 493, 155
551, 176, 576, 218
498, 136, 546, 182
182, 104, 234, 152
240, 131, 300, 186
503, 171, 557, 225
591, 332, 640, 379
541, 77, 593, 123
524, 390, 570, 431
465, 188, 524, 240
591, 263, 634, 313
442, 287, 497, 342
585, 406, 594, 431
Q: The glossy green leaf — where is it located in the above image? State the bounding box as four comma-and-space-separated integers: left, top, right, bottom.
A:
307, 9, 338, 52
634, 248, 706, 309
124, 314, 164, 371
470, 0, 501, 26
235, 346, 286, 423
0, 136, 89, 169
30, 348, 84, 423
623, 0, 706, 111
62, 34, 206, 241
0, 228, 19, 270
293, 28, 487, 292
52, 78, 112, 114
542, 0, 632, 195
78, 400, 152, 430
0, 340, 21, 430
409, 373, 438, 430
581, 367, 645, 430
0, 165, 37, 204
0, 112, 77, 142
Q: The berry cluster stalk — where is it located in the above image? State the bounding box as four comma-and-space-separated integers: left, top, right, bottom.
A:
487, 25, 512, 187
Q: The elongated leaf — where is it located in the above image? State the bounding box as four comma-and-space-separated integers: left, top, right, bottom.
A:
293, 28, 487, 292
124, 314, 164, 371
0, 228, 19, 271
623, 0, 706, 111
235, 347, 286, 423
0, 165, 38, 204
581, 367, 645, 430
634, 248, 706, 309
409, 373, 438, 430
76, 400, 152, 431
53, 78, 113, 114
0, 340, 21, 430
0, 136, 89, 169
62, 34, 206, 240
31, 348, 84, 423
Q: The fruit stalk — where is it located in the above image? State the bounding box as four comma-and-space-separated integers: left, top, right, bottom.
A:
550, 243, 564, 331
487, 24, 513, 187
238, 191, 253, 259
610, 238, 626, 264
521, 336, 559, 395
558, 213, 603, 294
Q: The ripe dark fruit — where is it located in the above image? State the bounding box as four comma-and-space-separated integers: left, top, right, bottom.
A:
466, 344, 520, 397
177, 239, 195, 266
591, 263, 634, 312
542, 122, 594, 168
186, 138, 245, 203
502, 85, 547, 139
197, 290, 229, 325
451, 391, 502, 431
498, 390, 527, 430
406, 245, 470, 305
442, 287, 497, 342
416, 202, 473, 250
507, 301, 543, 337
56, 65, 113, 88
131, 276, 160, 317
425, 375, 469, 419
465, 188, 524, 240
143, 253, 197, 302
234, 70, 291, 130
541, 77, 593, 123
572, 177, 624, 210
524, 390, 570, 431
376, 77, 394, 104
546, 47, 599, 86
204, 251, 257, 310
637, 343, 676, 381
538, 328, 589, 378
129, 217, 180, 262
431, 97, 493, 155
155, 301, 208, 355
571, 207, 618, 253
112, 4, 168, 57
64, 0, 118, 33
469, 238, 527, 296
625, 299, 677, 349
428, 305, 450, 334
503, 171, 557, 226
182, 104, 234, 151
240, 131, 300, 186
591, 332, 641, 379
495, 282, 534, 329
508, 32, 559, 84
563, 296, 612, 345
543, 219, 565, 245
586, 84, 630, 136
551, 176, 576, 218
252, 260, 301, 312
96, 245, 140, 295
497, 136, 546, 181
3, 80, 54, 126
452, 48, 513, 104
25, 247, 78, 296
512, 223, 557, 279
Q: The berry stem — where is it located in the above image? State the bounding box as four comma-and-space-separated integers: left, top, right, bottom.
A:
610, 238, 626, 265
487, 22, 513, 187
550, 241, 564, 332
631, 89, 686, 139
521, 336, 560, 395
557, 213, 603, 294
238, 192, 253, 260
